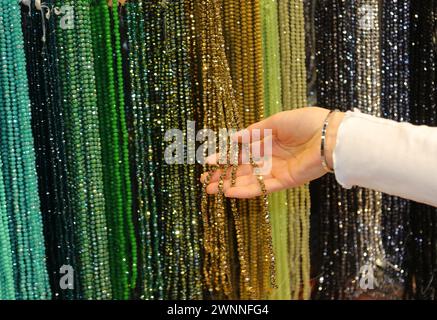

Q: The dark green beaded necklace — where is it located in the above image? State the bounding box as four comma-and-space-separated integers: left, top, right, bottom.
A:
125, 0, 164, 299
55, 0, 112, 299
124, 0, 202, 299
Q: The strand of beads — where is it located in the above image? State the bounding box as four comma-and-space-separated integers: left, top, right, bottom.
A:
21, 0, 79, 299
197, 0, 276, 300
0, 124, 14, 300
124, 0, 203, 299
277, 0, 311, 300
0, 0, 50, 299
311, 0, 361, 299
125, 1, 163, 299
55, 0, 112, 299
90, 0, 137, 300
351, 0, 388, 299
408, 0, 437, 300
380, 0, 411, 296
171, 2, 203, 300
221, 0, 274, 300
260, 0, 291, 300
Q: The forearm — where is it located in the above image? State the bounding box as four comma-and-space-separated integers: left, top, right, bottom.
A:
329, 109, 437, 207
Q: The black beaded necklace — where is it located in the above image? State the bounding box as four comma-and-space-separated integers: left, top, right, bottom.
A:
407, 0, 437, 300
21, 0, 78, 299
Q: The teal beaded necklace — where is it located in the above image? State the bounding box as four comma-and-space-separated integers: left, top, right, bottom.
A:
0, 0, 50, 299
0, 156, 14, 299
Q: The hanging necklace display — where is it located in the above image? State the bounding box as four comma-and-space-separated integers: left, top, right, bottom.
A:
21, 0, 78, 299
124, 0, 203, 299
408, 0, 437, 300
90, 0, 137, 300
198, 0, 276, 300
0, 0, 50, 299
55, 0, 112, 299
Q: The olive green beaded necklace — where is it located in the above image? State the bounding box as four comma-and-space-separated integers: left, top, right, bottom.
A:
261, 0, 290, 300
277, 0, 311, 300
260, 0, 311, 300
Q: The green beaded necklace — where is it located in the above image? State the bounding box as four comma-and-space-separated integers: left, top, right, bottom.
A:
90, 0, 137, 300
55, 0, 112, 299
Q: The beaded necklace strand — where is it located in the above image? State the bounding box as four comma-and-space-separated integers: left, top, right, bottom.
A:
351, 0, 387, 299
55, 0, 112, 299
408, 0, 437, 300
311, 0, 365, 299
90, 0, 137, 300
125, 1, 164, 299
21, 0, 78, 299
380, 0, 412, 296
198, 0, 276, 300
261, 0, 312, 300
260, 0, 290, 300
221, 0, 274, 300
0, 0, 50, 299
277, 0, 311, 300
124, 0, 203, 299
0, 148, 14, 299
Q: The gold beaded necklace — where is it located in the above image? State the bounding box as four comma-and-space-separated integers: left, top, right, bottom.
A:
196, 0, 276, 300
221, 0, 276, 300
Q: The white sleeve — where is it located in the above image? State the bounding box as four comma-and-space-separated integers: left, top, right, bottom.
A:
333, 109, 437, 207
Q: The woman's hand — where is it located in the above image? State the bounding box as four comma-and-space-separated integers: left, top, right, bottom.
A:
200, 107, 345, 198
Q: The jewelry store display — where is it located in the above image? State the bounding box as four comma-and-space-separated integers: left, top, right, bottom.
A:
0, 0, 434, 300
